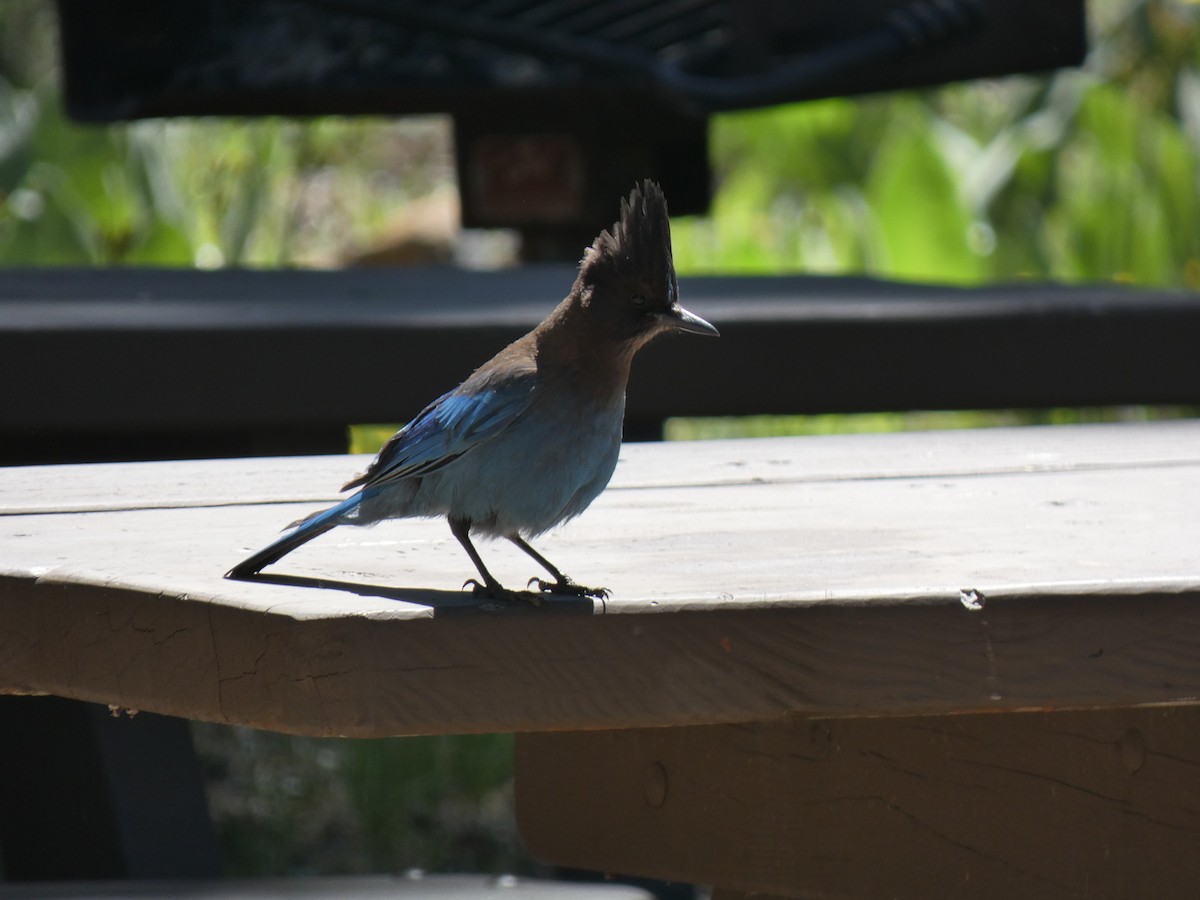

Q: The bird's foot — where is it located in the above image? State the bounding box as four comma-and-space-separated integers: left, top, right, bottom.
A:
527, 577, 610, 600
463, 578, 544, 607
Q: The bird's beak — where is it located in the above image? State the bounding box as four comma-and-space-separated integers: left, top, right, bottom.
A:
664, 304, 719, 337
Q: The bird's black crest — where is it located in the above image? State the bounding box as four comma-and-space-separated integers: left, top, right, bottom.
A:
579, 180, 676, 295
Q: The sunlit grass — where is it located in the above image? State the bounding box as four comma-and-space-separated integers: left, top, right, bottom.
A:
348, 423, 401, 455
663, 406, 1195, 441
349, 406, 1195, 455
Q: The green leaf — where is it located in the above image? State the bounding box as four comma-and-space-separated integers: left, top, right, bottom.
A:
866, 114, 984, 283
0, 77, 38, 193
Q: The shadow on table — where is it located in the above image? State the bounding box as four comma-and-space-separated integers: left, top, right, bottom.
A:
238, 571, 600, 616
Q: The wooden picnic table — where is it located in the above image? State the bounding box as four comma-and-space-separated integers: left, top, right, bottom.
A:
2, 419, 1199, 898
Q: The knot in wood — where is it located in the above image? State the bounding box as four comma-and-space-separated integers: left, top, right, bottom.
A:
643, 761, 668, 808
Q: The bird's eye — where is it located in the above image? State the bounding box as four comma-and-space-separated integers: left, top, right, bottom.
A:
631, 294, 648, 307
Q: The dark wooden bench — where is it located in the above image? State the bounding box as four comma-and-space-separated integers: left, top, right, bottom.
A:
3, 267, 1198, 462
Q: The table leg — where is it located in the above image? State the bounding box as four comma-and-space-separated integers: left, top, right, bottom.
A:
516, 707, 1200, 899
0, 696, 220, 880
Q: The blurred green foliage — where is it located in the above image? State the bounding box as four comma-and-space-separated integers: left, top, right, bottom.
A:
0, 89, 454, 267
673, 1, 1200, 287
664, 405, 1193, 441
0, 0, 454, 268
193, 724, 526, 877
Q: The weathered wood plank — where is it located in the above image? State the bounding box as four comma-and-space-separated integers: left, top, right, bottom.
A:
1, 422, 1198, 735
6, 418, 1199, 511
4, 569, 1200, 736
3, 422, 1199, 607
516, 707, 1200, 899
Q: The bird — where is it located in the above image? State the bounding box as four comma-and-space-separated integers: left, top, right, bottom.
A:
226, 180, 718, 601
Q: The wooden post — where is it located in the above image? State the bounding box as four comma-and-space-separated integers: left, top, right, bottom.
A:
516, 707, 1200, 899
0, 696, 220, 880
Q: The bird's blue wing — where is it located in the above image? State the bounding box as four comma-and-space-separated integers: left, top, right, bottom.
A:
351, 380, 536, 490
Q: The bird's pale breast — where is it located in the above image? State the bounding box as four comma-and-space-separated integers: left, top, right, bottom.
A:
360, 388, 624, 538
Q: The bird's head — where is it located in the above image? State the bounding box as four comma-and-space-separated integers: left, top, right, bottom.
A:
573, 180, 718, 350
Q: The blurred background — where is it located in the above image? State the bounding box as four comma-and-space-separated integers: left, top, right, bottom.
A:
7, 0, 1200, 285
2, 0, 1198, 887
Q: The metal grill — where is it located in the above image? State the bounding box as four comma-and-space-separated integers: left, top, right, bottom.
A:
53, 0, 1086, 249
57, 0, 1084, 119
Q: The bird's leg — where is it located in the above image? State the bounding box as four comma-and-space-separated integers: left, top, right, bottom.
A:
509, 535, 610, 600
450, 518, 540, 605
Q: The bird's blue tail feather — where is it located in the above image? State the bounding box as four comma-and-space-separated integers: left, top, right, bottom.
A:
225, 493, 362, 580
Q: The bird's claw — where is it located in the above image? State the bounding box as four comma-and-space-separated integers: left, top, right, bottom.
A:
527, 577, 610, 600
463, 578, 543, 607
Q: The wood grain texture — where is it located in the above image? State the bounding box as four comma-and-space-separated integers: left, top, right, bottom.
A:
516, 707, 1200, 899
2, 421, 1199, 735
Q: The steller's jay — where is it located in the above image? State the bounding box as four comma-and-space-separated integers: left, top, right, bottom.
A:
226, 180, 718, 600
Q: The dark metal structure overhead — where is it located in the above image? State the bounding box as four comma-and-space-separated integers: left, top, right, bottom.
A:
54, 0, 1087, 254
